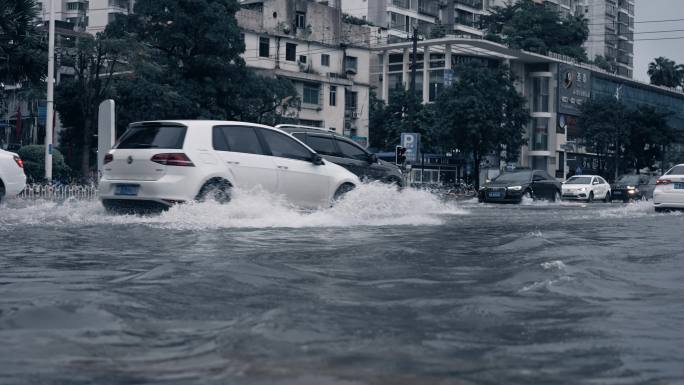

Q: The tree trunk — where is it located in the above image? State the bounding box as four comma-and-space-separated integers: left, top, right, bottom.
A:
473, 148, 480, 191
81, 116, 91, 179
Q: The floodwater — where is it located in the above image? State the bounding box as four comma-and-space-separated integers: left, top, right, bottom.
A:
1, 184, 683, 385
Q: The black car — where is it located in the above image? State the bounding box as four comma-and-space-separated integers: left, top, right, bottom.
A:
479, 169, 562, 203
611, 174, 658, 202
276, 125, 404, 186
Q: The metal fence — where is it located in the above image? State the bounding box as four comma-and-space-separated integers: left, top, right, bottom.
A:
19, 184, 99, 201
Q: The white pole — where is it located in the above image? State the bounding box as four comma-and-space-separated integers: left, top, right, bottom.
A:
45, 0, 56, 182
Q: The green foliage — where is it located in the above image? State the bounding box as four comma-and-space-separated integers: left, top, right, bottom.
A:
578, 97, 676, 177
343, 14, 374, 27
592, 55, 616, 73
431, 63, 530, 189
232, 73, 300, 125
484, 0, 589, 61
16, 145, 70, 182
368, 89, 431, 151
0, 0, 46, 84
648, 57, 684, 88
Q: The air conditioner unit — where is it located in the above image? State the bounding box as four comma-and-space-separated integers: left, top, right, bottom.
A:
345, 68, 357, 75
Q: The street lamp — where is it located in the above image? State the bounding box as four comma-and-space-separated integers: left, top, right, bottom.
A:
44, 0, 56, 182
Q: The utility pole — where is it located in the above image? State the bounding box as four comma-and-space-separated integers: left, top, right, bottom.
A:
408, 26, 419, 132
614, 84, 623, 181
45, 0, 56, 182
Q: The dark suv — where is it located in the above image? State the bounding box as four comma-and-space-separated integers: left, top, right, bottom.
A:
276, 125, 404, 186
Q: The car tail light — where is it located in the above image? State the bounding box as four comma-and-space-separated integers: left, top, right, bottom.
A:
150, 153, 195, 167
104, 153, 113, 165
13, 155, 23, 168
656, 179, 672, 185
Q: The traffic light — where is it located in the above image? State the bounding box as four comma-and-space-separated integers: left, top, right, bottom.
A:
395, 146, 407, 165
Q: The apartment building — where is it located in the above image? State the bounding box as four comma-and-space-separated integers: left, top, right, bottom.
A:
34, 0, 134, 34
343, 0, 635, 77
237, 0, 379, 145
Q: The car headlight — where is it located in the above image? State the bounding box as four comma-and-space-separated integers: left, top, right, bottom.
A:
507, 185, 523, 191
578, 187, 587, 192
626, 186, 636, 189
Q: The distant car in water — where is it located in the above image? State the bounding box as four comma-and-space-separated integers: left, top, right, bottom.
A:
561, 175, 611, 203
653, 164, 684, 212
479, 169, 561, 203
99, 121, 359, 213
0, 149, 26, 203
611, 174, 658, 202
275, 125, 404, 186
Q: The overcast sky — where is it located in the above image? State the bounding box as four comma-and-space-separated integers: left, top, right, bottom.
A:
633, 0, 684, 82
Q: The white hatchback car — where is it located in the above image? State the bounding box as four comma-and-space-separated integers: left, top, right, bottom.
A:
561, 175, 611, 202
99, 121, 360, 212
653, 164, 684, 212
0, 149, 27, 203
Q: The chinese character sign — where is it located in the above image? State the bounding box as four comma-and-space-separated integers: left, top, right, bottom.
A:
401, 133, 420, 163
558, 64, 591, 116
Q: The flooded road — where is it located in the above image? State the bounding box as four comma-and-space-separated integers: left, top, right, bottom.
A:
1, 185, 683, 385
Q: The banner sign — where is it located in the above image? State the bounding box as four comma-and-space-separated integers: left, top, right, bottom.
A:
558, 63, 591, 116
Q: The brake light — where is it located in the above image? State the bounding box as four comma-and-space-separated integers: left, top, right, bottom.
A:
656, 179, 672, 185
13, 156, 23, 168
104, 153, 113, 165
150, 153, 195, 167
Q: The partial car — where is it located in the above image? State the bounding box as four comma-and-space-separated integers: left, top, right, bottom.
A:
653, 164, 684, 212
561, 175, 611, 203
0, 149, 27, 203
479, 169, 561, 203
611, 174, 657, 202
99, 121, 360, 213
275, 125, 404, 186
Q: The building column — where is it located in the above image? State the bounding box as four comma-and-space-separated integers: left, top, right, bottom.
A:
402, 47, 410, 90
382, 50, 390, 102
422, 45, 430, 103
444, 43, 452, 73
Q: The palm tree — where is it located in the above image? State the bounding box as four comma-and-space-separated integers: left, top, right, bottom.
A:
0, 0, 45, 85
648, 56, 684, 88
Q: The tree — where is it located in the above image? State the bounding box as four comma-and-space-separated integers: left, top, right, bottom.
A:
0, 0, 45, 85
592, 55, 616, 73
484, 0, 589, 62
577, 97, 629, 179
648, 57, 684, 88
368, 89, 431, 151
232, 73, 299, 125
432, 63, 530, 189
16, 145, 70, 182
55, 31, 130, 177
625, 105, 675, 173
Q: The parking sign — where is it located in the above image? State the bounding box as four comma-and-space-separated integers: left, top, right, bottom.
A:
401, 133, 420, 163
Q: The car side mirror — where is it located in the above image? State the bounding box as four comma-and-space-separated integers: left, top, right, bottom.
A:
311, 153, 324, 165
368, 153, 377, 163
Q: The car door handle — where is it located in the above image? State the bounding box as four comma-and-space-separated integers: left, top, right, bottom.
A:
277, 165, 289, 170
226, 161, 240, 165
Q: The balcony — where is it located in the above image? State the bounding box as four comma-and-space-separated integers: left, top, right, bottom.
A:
455, 0, 484, 10
418, 0, 439, 17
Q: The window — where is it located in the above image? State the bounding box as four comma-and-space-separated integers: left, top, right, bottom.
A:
286, 43, 296, 62
667, 165, 684, 175
307, 135, 338, 156
67, 2, 84, 11
329, 85, 337, 106
107, 12, 122, 23
321, 54, 330, 67
531, 117, 549, 151
532, 77, 550, 112
345, 90, 357, 111
336, 139, 368, 161
291, 133, 307, 142
303, 83, 320, 105
299, 55, 307, 64
296, 11, 306, 29
533, 174, 546, 182
117, 124, 187, 149
345, 56, 358, 73
259, 129, 312, 161
212, 126, 264, 154
259, 37, 269, 58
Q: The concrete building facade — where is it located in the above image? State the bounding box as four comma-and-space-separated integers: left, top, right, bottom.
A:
237, 0, 380, 145
34, 0, 134, 34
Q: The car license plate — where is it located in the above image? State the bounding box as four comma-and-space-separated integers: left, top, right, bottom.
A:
488, 191, 502, 198
115, 184, 139, 196
675, 183, 684, 190
613, 191, 622, 195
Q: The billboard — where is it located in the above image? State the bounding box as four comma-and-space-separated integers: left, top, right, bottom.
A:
401, 133, 420, 163
558, 64, 591, 116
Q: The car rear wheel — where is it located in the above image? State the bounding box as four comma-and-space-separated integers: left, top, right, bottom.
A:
552, 190, 561, 202
0, 180, 5, 204
197, 179, 232, 204
604, 192, 611, 203
333, 183, 355, 202
587, 191, 594, 203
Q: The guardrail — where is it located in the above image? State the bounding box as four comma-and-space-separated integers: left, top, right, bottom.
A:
19, 184, 99, 201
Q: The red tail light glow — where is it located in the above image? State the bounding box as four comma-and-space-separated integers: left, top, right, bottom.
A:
104, 154, 113, 165
13, 156, 23, 168
656, 179, 672, 185
150, 153, 195, 167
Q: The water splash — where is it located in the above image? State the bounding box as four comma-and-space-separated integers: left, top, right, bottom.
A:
0, 183, 467, 230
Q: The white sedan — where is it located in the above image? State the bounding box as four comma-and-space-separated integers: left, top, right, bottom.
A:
561, 175, 611, 203
653, 164, 684, 212
0, 149, 27, 203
